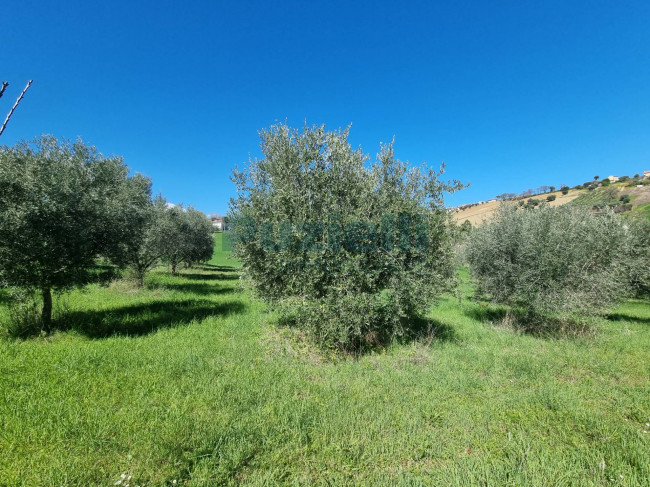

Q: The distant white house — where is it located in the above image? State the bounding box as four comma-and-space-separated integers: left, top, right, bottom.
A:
644, 170, 650, 179
607, 175, 620, 182
208, 214, 225, 231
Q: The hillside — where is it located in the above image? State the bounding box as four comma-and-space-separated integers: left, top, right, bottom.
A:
453, 179, 650, 225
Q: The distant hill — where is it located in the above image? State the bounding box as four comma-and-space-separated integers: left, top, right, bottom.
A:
453, 178, 650, 226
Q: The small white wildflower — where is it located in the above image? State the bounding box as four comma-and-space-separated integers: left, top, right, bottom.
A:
620, 474, 624, 479
115, 481, 122, 486
121, 474, 127, 479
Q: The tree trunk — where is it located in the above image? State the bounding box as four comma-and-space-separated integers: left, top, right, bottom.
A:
171, 260, 178, 275
41, 287, 53, 330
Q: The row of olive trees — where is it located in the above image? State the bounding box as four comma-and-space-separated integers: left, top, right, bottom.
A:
230, 124, 648, 350
0, 136, 214, 328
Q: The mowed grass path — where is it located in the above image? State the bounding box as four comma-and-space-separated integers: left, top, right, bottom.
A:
1, 235, 649, 485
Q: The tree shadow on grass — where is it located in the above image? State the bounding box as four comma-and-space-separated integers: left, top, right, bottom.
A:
179, 273, 240, 281
464, 304, 595, 338
464, 305, 508, 324
147, 281, 237, 296
400, 316, 458, 344
56, 299, 247, 338
198, 264, 240, 273
605, 313, 650, 325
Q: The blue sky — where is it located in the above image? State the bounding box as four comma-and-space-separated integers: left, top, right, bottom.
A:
2, 0, 649, 214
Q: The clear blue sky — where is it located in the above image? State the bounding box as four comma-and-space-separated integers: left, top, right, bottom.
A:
2, 0, 649, 214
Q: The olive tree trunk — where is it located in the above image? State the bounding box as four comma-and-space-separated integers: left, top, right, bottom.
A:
41, 286, 53, 330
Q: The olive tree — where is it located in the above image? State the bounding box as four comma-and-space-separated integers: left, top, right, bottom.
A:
623, 217, 650, 298
182, 208, 215, 267
0, 136, 151, 328
107, 196, 170, 287
157, 204, 214, 274
230, 123, 463, 351
465, 204, 629, 323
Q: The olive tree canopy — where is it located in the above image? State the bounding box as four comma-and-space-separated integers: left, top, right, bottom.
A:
0, 135, 151, 327
230, 123, 463, 351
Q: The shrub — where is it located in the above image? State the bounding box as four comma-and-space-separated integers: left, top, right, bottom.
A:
230, 123, 463, 352
619, 194, 631, 204
601, 178, 611, 187
465, 205, 629, 325
561, 186, 570, 195
546, 194, 556, 202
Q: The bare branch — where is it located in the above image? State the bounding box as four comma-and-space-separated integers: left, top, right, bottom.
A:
0, 79, 33, 137
0, 82, 8, 99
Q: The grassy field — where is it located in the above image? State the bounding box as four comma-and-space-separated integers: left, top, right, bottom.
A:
1, 234, 649, 485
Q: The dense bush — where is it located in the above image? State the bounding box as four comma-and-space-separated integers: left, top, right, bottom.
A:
561, 186, 570, 194
230, 123, 463, 352
465, 204, 629, 325
546, 194, 556, 202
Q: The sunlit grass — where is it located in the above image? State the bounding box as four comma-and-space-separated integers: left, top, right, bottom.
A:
0, 237, 648, 485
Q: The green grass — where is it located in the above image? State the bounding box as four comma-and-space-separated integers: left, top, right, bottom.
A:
1, 238, 649, 485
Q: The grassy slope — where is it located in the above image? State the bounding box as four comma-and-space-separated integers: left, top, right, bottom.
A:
453, 181, 650, 226
1, 234, 649, 485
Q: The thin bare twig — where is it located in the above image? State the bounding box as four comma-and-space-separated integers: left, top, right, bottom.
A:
0, 79, 33, 137
0, 82, 8, 99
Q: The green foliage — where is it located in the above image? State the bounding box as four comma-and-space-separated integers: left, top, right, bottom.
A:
619, 194, 631, 204
601, 178, 611, 186
622, 218, 650, 297
459, 220, 472, 234
157, 204, 214, 275
546, 194, 556, 202
561, 186, 570, 194
107, 196, 169, 286
465, 204, 629, 324
230, 123, 463, 351
0, 136, 150, 327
